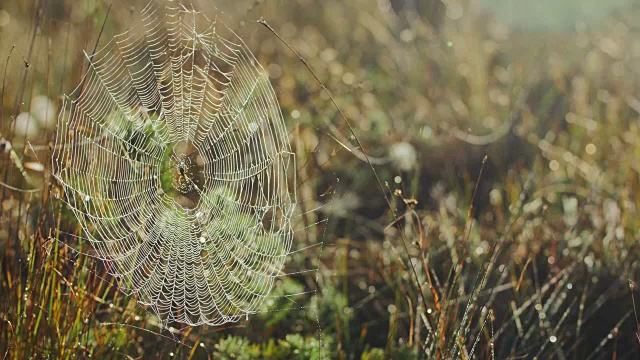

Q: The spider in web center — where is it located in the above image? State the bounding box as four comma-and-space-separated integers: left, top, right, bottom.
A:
164, 145, 207, 209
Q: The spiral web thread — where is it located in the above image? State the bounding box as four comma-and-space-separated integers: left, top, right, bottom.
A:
51, 0, 315, 326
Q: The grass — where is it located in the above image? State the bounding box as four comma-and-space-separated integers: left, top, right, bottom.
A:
2, 0, 640, 358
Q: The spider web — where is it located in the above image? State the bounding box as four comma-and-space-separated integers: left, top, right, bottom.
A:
51, 0, 308, 327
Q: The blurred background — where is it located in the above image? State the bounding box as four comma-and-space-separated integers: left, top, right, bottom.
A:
2, 0, 640, 358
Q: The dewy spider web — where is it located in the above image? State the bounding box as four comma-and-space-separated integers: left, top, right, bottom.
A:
52, 0, 302, 326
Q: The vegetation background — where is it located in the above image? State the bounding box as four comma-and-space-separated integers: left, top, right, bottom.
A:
1, 0, 640, 358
